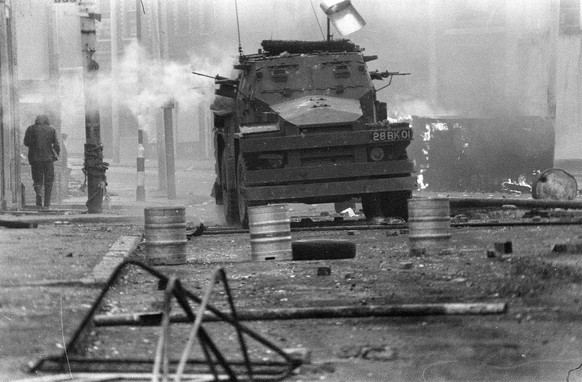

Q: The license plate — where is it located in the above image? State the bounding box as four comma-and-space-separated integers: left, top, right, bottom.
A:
371, 129, 411, 142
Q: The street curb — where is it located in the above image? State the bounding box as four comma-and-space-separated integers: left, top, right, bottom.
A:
82, 235, 142, 285
0, 214, 142, 226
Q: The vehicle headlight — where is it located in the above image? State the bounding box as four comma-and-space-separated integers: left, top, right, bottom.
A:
369, 147, 385, 161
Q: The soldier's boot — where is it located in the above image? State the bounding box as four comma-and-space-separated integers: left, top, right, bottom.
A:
44, 185, 52, 208
34, 186, 43, 208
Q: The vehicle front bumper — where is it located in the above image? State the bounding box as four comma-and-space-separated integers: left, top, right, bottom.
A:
241, 159, 416, 202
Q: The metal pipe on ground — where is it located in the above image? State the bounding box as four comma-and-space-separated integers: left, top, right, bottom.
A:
94, 303, 507, 327
449, 197, 582, 210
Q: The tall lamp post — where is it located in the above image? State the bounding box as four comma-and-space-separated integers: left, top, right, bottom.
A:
80, 5, 107, 213
162, 100, 176, 199
135, 0, 146, 201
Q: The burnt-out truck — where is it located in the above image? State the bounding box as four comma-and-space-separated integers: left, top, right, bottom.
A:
210, 39, 416, 226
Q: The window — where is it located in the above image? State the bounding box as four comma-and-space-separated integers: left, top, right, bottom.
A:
560, 0, 581, 34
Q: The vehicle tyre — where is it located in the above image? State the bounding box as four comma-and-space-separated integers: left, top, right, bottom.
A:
292, 239, 356, 261
379, 190, 411, 221
221, 151, 239, 225
361, 193, 382, 220
237, 153, 249, 228
212, 181, 223, 205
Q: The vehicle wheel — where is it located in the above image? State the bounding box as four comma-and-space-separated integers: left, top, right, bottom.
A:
361, 193, 382, 220
379, 190, 411, 221
237, 153, 249, 228
211, 181, 223, 205
221, 151, 239, 225
292, 239, 356, 261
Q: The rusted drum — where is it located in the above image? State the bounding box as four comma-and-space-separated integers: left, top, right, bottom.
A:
532, 168, 578, 200
248, 204, 292, 261
144, 206, 187, 265
408, 198, 452, 255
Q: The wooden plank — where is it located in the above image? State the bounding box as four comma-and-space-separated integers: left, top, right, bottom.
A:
245, 160, 415, 185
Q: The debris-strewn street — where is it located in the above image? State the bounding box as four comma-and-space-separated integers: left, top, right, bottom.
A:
5, 1, 582, 381
2, 160, 582, 381
90, 225, 582, 382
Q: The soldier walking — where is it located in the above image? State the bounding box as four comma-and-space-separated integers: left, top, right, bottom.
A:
23, 114, 60, 209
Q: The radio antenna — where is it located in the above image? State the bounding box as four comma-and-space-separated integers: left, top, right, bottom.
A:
234, 0, 243, 57
310, 0, 326, 40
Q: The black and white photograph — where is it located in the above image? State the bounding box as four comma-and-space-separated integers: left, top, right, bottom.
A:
1, 1, 582, 381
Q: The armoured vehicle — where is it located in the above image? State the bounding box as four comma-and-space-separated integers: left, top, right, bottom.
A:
210, 39, 416, 226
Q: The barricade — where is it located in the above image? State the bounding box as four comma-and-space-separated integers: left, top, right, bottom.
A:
408, 198, 452, 256
248, 204, 292, 261
144, 206, 187, 265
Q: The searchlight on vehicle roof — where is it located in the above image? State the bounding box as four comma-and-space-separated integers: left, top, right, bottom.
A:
320, 0, 366, 36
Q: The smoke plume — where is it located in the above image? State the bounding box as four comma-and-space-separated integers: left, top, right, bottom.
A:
96, 41, 235, 136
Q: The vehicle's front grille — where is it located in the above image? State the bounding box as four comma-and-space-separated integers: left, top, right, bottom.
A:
300, 146, 355, 166
299, 124, 353, 134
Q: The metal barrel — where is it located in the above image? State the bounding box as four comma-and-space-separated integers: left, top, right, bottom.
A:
408, 198, 452, 255
248, 205, 292, 261
144, 206, 187, 265
532, 168, 578, 200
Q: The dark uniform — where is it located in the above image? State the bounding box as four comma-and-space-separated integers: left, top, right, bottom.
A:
23, 114, 60, 208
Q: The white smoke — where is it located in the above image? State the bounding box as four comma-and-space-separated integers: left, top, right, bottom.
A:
96, 41, 235, 136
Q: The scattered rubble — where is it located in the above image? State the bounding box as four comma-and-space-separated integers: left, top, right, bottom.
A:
494, 240, 513, 254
